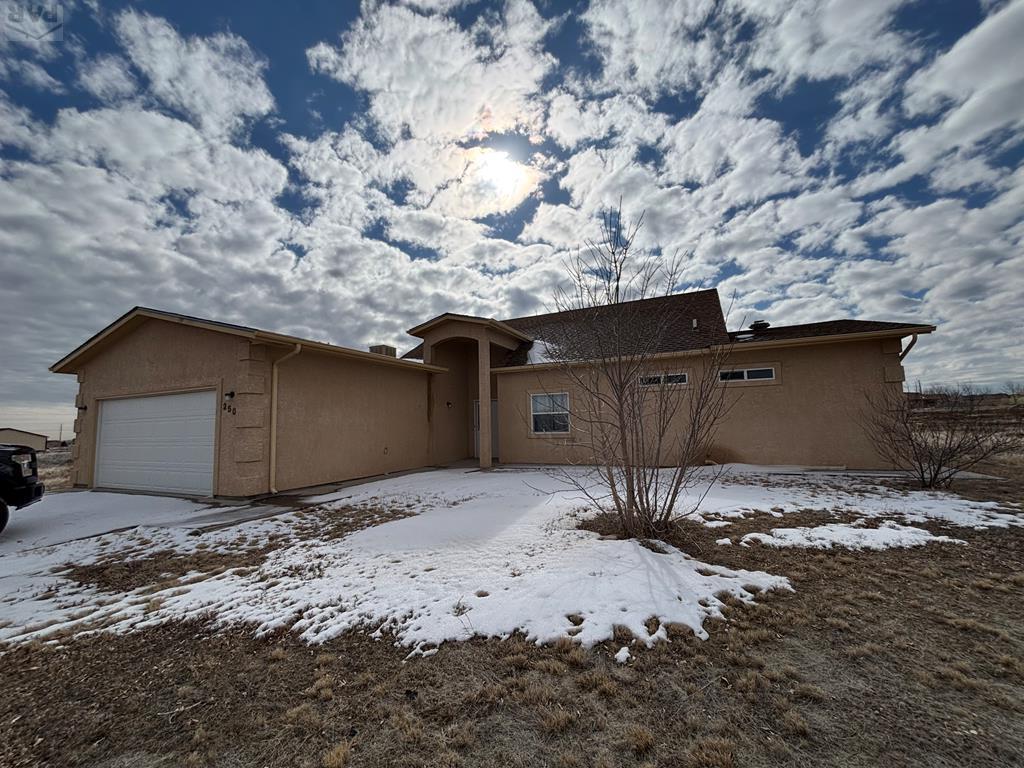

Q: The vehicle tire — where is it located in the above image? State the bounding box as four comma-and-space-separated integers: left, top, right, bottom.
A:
0, 500, 8, 535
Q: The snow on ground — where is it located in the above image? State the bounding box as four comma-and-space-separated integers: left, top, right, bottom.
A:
0, 492, 213, 555
0, 465, 1017, 654
736, 521, 966, 550
682, 467, 1020, 529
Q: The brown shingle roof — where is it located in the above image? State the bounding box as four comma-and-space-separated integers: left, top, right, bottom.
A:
729, 319, 933, 343
401, 296, 934, 365
402, 289, 729, 364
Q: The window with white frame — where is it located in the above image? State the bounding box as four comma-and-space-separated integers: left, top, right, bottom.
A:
639, 372, 688, 387
530, 392, 570, 434
720, 367, 776, 382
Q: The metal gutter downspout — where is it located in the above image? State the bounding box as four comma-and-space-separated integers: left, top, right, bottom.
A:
899, 334, 918, 361
269, 343, 302, 493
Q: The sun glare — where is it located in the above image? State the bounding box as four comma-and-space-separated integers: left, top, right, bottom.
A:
476, 149, 531, 198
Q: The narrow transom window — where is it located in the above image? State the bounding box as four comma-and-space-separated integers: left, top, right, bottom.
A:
639, 372, 688, 386
720, 367, 776, 382
531, 392, 570, 434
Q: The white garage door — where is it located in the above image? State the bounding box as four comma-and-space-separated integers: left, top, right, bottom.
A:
96, 390, 216, 496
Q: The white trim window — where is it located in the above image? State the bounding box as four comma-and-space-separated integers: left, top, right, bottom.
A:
720, 367, 775, 382
530, 392, 570, 434
639, 372, 688, 387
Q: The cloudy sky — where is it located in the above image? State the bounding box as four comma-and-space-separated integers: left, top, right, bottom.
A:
1, 0, 1022, 436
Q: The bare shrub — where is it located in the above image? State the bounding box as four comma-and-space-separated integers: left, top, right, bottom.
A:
861, 384, 1023, 488
540, 202, 732, 538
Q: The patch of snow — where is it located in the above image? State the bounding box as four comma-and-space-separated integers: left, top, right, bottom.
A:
0, 491, 213, 555
739, 521, 966, 550
525, 339, 556, 365
1, 469, 790, 652
614, 646, 631, 664
715, 537, 732, 546
682, 467, 1020, 529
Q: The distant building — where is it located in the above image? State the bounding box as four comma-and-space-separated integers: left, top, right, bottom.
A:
0, 428, 48, 452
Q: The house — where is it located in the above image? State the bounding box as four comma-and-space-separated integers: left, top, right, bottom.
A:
0, 428, 49, 452
50, 291, 934, 497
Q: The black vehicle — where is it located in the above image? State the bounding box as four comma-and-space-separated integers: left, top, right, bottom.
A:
0, 443, 45, 534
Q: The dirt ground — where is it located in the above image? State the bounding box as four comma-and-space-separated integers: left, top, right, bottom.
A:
2, 466, 1022, 768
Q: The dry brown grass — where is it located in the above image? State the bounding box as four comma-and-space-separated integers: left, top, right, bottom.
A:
36, 450, 72, 490
322, 741, 352, 768
622, 724, 656, 755
283, 702, 321, 731
686, 737, 735, 768
843, 642, 885, 659
539, 706, 575, 733
443, 722, 477, 751
781, 709, 810, 737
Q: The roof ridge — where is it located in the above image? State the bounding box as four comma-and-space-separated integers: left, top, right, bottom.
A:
501, 288, 721, 324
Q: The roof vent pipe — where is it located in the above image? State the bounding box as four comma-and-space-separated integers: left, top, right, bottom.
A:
750, 320, 771, 332
692, 318, 698, 329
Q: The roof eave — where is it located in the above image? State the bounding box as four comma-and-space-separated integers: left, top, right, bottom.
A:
492, 325, 936, 374
51, 308, 448, 376
721, 325, 936, 351
251, 330, 447, 373
406, 313, 533, 343
0, 428, 49, 438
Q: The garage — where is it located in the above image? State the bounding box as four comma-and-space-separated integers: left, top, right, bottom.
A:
95, 390, 217, 496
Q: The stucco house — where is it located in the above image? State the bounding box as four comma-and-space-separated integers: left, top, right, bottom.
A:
0, 428, 48, 452
50, 290, 934, 497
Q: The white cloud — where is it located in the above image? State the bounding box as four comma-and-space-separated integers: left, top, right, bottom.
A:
583, 0, 720, 96
76, 54, 137, 102
115, 10, 275, 137
0, 89, 40, 148
854, 1, 1024, 195
0, 57, 64, 92
739, 0, 914, 85
309, 0, 552, 141
903, 0, 1024, 119
545, 89, 670, 150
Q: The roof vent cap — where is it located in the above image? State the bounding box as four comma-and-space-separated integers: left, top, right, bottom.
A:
749, 320, 771, 332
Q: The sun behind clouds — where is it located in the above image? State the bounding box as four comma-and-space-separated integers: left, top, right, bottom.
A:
428, 147, 542, 219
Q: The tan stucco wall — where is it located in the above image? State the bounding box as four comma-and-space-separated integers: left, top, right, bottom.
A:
0, 429, 47, 452
495, 339, 904, 469
69, 319, 272, 496
272, 349, 432, 492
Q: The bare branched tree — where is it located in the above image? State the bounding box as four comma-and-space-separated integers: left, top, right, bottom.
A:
861, 383, 1024, 488
537, 202, 732, 538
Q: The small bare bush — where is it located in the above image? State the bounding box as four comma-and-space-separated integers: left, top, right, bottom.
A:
861, 384, 1023, 487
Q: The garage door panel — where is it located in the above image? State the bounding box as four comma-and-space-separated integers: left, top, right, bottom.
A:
96, 390, 216, 495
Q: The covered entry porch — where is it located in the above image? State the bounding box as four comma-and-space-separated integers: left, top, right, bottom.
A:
407, 314, 531, 469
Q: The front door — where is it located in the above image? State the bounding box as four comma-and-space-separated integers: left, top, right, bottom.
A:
473, 399, 499, 459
